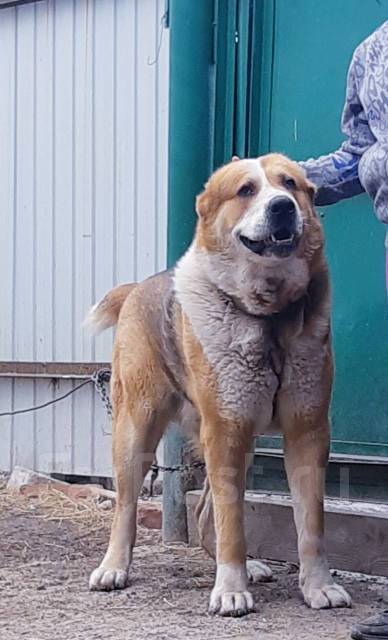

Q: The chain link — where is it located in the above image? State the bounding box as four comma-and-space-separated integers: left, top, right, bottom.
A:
149, 460, 206, 497
91, 368, 113, 417
0, 366, 206, 492
92, 369, 206, 475
150, 460, 206, 474
91, 371, 206, 497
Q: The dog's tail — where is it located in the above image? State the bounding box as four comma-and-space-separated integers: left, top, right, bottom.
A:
83, 283, 136, 334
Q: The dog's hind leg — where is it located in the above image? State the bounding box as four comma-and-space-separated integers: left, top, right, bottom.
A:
89, 371, 172, 591
195, 477, 215, 556
196, 478, 272, 584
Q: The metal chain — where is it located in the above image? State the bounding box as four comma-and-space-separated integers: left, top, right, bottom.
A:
0, 368, 112, 418
91, 370, 206, 497
0, 366, 206, 492
91, 368, 113, 417
149, 460, 206, 497
150, 460, 206, 474
91, 369, 206, 478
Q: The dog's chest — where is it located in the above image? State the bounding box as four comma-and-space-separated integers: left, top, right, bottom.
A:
186, 295, 279, 426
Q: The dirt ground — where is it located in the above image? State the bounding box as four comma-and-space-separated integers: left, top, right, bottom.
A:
0, 480, 387, 640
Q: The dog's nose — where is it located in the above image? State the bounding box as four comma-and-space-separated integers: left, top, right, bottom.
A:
268, 196, 296, 218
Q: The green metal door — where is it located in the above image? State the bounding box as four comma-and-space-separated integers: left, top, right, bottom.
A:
168, 0, 388, 460
254, 1, 388, 458
213, 0, 388, 458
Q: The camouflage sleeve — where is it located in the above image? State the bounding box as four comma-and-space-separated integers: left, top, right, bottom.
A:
300, 151, 364, 206
299, 44, 374, 206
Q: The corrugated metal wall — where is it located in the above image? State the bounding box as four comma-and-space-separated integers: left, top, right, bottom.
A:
0, 377, 113, 476
0, 0, 169, 474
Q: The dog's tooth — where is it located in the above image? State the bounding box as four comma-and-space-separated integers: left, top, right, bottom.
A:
270, 233, 294, 246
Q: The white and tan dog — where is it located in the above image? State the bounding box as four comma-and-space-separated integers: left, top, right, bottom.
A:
86, 154, 351, 616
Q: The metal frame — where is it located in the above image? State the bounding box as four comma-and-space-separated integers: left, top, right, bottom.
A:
212, 0, 238, 167
212, 0, 276, 165
0, 361, 109, 377
248, 448, 388, 502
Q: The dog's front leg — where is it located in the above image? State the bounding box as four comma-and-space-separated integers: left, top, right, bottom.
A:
196, 477, 272, 583
202, 421, 254, 617
284, 420, 351, 609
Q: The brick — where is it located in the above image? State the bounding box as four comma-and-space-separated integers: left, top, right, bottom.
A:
7, 466, 66, 493
137, 500, 162, 529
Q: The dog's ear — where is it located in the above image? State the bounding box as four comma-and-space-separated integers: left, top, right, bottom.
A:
196, 190, 211, 219
306, 178, 317, 205
231, 155, 240, 162
299, 165, 317, 205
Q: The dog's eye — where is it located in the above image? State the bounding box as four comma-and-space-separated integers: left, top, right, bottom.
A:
283, 176, 296, 190
237, 183, 255, 198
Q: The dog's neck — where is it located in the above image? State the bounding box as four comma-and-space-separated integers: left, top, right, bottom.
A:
175, 243, 312, 319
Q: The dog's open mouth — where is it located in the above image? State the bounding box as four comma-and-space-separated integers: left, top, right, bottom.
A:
240, 229, 299, 257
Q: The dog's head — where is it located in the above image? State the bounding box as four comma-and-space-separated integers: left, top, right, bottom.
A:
194, 154, 325, 313
196, 153, 322, 260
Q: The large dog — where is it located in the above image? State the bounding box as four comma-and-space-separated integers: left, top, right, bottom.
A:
86, 154, 351, 616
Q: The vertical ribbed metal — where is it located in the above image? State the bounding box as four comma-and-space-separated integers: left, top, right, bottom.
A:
0, 0, 169, 364
0, 0, 169, 474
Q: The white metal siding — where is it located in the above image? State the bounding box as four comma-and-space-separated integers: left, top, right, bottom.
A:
0, 0, 169, 474
0, 377, 113, 475
0, 0, 169, 363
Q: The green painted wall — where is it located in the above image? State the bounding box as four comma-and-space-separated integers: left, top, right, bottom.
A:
164, 0, 215, 543
167, 0, 215, 266
167, 0, 388, 459
257, 0, 388, 457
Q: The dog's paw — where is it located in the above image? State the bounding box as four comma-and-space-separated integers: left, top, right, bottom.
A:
209, 563, 254, 616
302, 582, 352, 609
89, 566, 129, 591
246, 559, 273, 583
209, 589, 254, 617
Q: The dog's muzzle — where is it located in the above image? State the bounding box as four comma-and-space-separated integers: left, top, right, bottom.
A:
240, 196, 300, 258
